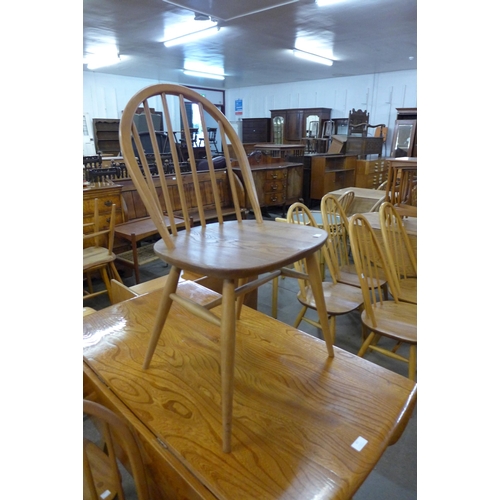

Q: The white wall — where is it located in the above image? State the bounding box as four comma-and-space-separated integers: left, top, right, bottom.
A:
83, 69, 416, 154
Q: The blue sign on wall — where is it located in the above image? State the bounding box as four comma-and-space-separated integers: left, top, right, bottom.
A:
235, 99, 243, 115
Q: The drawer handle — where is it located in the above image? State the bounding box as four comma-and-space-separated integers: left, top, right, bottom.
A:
104, 200, 113, 207
272, 174, 278, 179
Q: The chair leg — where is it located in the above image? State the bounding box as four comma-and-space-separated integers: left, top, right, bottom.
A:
143, 266, 181, 369
408, 345, 417, 381
293, 305, 308, 329
99, 267, 113, 302
271, 276, 279, 319
305, 253, 334, 357
220, 278, 236, 453
358, 331, 376, 358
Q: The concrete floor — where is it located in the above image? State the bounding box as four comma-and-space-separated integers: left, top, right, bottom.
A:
84, 232, 417, 500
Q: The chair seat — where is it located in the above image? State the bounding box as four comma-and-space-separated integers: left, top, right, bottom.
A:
361, 301, 417, 344
298, 281, 364, 315
83, 246, 117, 270
153, 220, 327, 279
398, 278, 417, 304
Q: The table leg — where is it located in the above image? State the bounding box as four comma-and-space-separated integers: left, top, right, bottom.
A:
131, 233, 140, 284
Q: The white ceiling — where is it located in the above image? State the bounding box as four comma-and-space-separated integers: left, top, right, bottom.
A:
83, 0, 417, 89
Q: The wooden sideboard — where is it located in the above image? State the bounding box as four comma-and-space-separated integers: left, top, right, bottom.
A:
83, 184, 124, 248
310, 154, 357, 200
233, 153, 303, 210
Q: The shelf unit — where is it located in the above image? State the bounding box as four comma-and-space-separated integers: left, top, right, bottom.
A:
92, 119, 121, 155
310, 154, 357, 200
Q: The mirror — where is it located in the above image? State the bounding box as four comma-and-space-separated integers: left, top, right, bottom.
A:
305, 114, 320, 138
391, 120, 416, 157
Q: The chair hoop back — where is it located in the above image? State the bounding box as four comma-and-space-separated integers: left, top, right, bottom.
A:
320, 193, 351, 275
348, 213, 398, 325
379, 201, 417, 282
83, 399, 150, 500
119, 84, 263, 250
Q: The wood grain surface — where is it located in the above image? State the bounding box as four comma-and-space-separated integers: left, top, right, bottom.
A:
84, 281, 416, 500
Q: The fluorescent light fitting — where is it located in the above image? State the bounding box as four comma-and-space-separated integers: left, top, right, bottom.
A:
85, 53, 121, 70
183, 70, 225, 80
316, 0, 343, 6
164, 26, 220, 48
293, 49, 333, 66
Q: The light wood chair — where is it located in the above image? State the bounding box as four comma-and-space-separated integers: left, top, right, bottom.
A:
379, 202, 417, 304
337, 189, 355, 215
83, 198, 123, 302
83, 399, 150, 500
348, 213, 417, 380
118, 83, 332, 452
287, 202, 364, 344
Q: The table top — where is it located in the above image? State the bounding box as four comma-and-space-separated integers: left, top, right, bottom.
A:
330, 187, 385, 200
358, 211, 417, 236
83, 280, 416, 500
115, 215, 185, 240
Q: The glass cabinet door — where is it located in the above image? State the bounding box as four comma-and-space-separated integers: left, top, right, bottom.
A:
272, 116, 284, 144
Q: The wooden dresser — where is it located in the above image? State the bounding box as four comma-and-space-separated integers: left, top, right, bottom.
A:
233, 153, 303, 210
83, 184, 124, 248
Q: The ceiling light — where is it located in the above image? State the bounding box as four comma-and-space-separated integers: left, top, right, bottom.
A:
164, 26, 220, 47
183, 70, 225, 80
85, 53, 121, 70
293, 49, 333, 66
316, 0, 343, 6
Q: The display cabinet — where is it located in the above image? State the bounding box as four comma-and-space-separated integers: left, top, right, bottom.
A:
270, 108, 331, 143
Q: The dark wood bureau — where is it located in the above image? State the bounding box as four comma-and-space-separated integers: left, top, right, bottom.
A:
233, 153, 303, 211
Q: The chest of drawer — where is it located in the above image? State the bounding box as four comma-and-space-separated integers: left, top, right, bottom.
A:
263, 180, 285, 193
263, 192, 286, 205
265, 169, 288, 181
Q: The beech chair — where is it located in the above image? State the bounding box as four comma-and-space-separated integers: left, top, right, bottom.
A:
348, 213, 417, 380
119, 83, 332, 453
287, 203, 364, 344
83, 198, 123, 302
83, 399, 150, 500
337, 189, 355, 215
379, 202, 417, 304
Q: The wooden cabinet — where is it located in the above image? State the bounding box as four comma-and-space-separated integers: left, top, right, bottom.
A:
354, 158, 390, 189
270, 108, 331, 143
234, 160, 303, 210
83, 184, 124, 248
242, 118, 271, 143
310, 155, 357, 200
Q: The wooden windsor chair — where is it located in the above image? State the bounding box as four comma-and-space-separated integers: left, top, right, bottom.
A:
349, 213, 417, 380
83, 198, 123, 302
287, 202, 364, 345
83, 400, 150, 500
118, 84, 332, 453
379, 201, 417, 304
